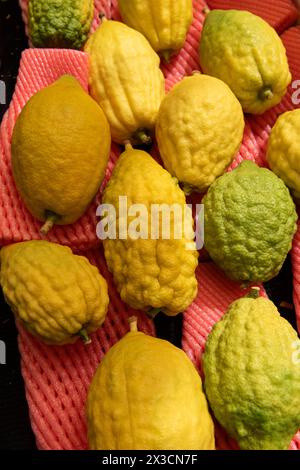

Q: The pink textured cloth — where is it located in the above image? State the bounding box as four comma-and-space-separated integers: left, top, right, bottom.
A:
182, 264, 300, 450
246, 27, 300, 334
17, 247, 155, 450
0, 48, 122, 251
247, 27, 300, 162
206, 0, 299, 34
11, 0, 300, 451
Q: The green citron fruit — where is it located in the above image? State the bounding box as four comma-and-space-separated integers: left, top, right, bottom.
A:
87, 317, 215, 450
199, 9, 291, 114
203, 290, 300, 450
28, 0, 94, 49
203, 161, 297, 282
11, 75, 111, 234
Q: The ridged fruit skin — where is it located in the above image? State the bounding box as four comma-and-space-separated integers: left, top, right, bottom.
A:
87, 328, 215, 450
0, 241, 109, 345
102, 146, 198, 315
118, 0, 193, 59
11, 75, 111, 226
267, 109, 300, 200
203, 161, 297, 282
203, 296, 300, 450
156, 74, 244, 192
28, 0, 94, 49
199, 10, 291, 114
85, 20, 165, 144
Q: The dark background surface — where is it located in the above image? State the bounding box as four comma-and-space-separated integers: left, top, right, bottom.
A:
0, 0, 298, 451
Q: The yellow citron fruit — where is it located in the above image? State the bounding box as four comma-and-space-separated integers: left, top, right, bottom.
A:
87, 317, 215, 450
156, 74, 244, 193
85, 19, 165, 145
199, 10, 291, 114
267, 109, 300, 201
0, 241, 109, 345
118, 0, 193, 62
12, 75, 111, 234
102, 143, 198, 316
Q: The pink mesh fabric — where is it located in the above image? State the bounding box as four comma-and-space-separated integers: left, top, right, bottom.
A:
247, 27, 300, 163
12, 0, 300, 451
206, 0, 299, 34
180, 14, 300, 450
17, 246, 155, 450
0, 48, 122, 251
182, 263, 300, 450
246, 27, 300, 334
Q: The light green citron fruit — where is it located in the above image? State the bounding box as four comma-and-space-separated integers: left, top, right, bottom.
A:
203, 290, 300, 450
199, 9, 291, 114
267, 109, 300, 201
28, 0, 94, 49
203, 161, 297, 282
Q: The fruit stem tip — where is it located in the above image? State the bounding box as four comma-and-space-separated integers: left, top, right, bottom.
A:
99, 12, 107, 22
134, 130, 152, 146
78, 328, 91, 345
160, 50, 172, 63
124, 140, 133, 151
129, 316, 138, 332
259, 87, 273, 101
247, 287, 260, 299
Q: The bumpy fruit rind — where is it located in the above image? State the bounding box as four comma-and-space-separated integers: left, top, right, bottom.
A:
200, 9, 291, 114
87, 319, 215, 450
203, 295, 300, 450
156, 74, 244, 192
203, 161, 297, 282
118, 0, 193, 59
267, 109, 300, 201
0, 241, 109, 345
29, 0, 94, 49
85, 20, 165, 144
102, 145, 198, 315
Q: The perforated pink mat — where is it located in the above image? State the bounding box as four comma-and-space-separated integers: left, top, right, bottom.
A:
17, 247, 155, 450
206, 0, 299, 33
7, 0, 300, 450
0, 47, 122, 251
182, 264, 300, 450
